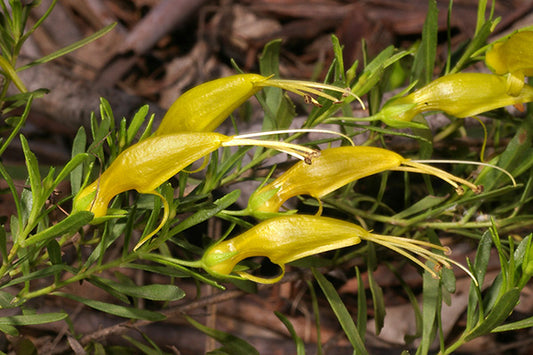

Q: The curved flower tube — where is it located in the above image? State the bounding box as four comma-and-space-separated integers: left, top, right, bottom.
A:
199, 215, 474, 284
155, 73, 363, 134
344, 73, 533, 128
72, 132, 318, 250
485, 31, 533, 95
245, 146, 482, 218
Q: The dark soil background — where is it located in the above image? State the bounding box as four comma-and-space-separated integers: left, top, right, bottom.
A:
2, 0, 533, 354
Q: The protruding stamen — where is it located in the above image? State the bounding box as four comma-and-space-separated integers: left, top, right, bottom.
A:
395, 161, 481, 193
362, 233, 478, 285
260, 78, 366, 110
412, 159, 517, 187
223, 137, 319, 164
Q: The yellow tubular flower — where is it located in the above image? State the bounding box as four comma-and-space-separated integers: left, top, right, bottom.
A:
73, 133, 231, 219
246, 146, 481, 218
373, 73, 533, 127
156, 74, 265, 133
72, 132, 318, 250
155, 73, 363, 134
485, 31, 533, 95
200, 215, 475, 284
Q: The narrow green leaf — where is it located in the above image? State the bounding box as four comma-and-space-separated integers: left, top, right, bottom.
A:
123, 335, 166, 355
0, 312, 67, 326
216, 147, 253, 184
428, 230, 455, 295
0, 324, 18, 336
490, 225, 510, 296
346, 59, 359, 84
53, 292, 166, 321
18, 23, 117, 71
416, 269, 440, 355
476, 119, 533, 191
513, 234, 532, 274
367, 244, 385, 335
21, 0, 57, 40
331, 34, 346, 81
351, 46, 395, 97
355, 267, 367, 342
410, 0, 438, 85
454, 19, 498, 75
492, 315, 533, 333
139, 192, 165, 242
136, 254, 224, 289
259, 39, 282, 77
118, 118, 127, 151
88, 113, 107, 160
42, 167, 56, 192
465, 288, 521, 340
519, 235, 533, 288
124, 263, 192, 278
100, 97, 116, 138
83, 220, 126, 270
53, 152, 89, 187
484, 273, 504, 316
466, 231, 492, 329
0, 225, 7, 263
139, 113, 156, 141
126, 105, 149, 145
13, 337, 38, 354
9, 1, 23, 40
92, 276, 185, 301
46, 239, 62, 265
0, 264, 70, 290
0, 290, 15, 308
307, 280, 323, 355
10, 215, 20, 244
70, 127, 87, 194
20, 134, 41, 202
312, 269, 368, 355
185, 315, 259, 355
168, 189, 241, 237
260, 85, 295, 132
258, 39, 295, 132
475, 0, 488, 35
393, 195, 449, 219
88, 276, 131, 305
133, 329, 166, 354
20, 179, 33, 226
275, 312, 305, 355
22, 211, 94, 246
0, 162, 23, 231
2, 90, 46, 116
92, 342, 107, 355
